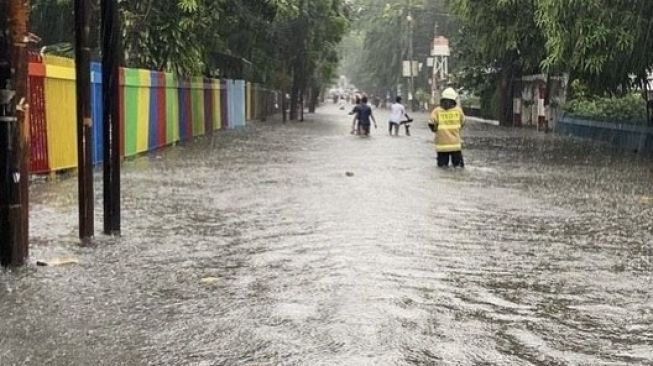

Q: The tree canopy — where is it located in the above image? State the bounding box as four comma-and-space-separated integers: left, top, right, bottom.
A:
339, 0, 458, 99
29, 0, 653, 122
29, 0, 351, 119
450, 0, 653, 95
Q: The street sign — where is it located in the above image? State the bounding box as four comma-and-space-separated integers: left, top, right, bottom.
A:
402, 61, 419, 77
431, 36, 450, 57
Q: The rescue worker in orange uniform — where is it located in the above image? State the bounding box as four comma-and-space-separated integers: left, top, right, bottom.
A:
429, 88, 466, 168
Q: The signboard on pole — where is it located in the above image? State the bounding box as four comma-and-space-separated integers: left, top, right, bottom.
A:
402, 61, 419, 77
431, 36, 450, 57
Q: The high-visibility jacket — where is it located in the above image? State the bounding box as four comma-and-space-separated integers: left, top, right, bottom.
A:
431, 106, 465, 152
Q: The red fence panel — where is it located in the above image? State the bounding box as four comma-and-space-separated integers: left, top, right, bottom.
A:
28, 52, 50, 173
204, 78, 213, 136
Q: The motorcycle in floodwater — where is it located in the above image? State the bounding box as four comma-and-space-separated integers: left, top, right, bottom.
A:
401, 118, 414, 136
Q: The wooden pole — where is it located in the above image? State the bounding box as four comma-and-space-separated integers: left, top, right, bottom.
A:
101, 0, 121, 235
75, 0, 94, 239
0, 0, 30, 266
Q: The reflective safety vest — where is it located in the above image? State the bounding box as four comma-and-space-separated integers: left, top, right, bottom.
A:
431, 107, 465, 152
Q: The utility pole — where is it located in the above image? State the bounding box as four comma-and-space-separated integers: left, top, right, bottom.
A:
646, 75, 653, 126
101, 0, 121, 235
75, 0, 94, 239
407, 0, 415, 112
1, 0, 30, 266
431, 22, 439, 107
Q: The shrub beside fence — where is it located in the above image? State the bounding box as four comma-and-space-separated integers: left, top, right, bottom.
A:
27, 54, 279, 174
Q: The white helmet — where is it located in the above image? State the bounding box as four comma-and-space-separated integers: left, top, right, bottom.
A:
441, 88, 458, 101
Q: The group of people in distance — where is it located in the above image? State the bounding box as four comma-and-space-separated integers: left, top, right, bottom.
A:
349, 95, 378, 135
349, 95, 412, 137
347, 88, 465, 168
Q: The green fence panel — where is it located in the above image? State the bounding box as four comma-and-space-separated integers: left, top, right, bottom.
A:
123, 68, 140, 156
165, 73, 179, 144
191, 77, 205, 137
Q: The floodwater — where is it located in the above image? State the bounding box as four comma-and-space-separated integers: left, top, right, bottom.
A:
1, 104, 652, 365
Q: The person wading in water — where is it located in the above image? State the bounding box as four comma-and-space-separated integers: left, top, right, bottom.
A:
349, 95, 362, 134
354, 96, 377, 136
429, 88, 466, 168
388, 96, 412, 136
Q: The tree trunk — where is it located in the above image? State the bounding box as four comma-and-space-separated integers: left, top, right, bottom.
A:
281, 88, 287, 122
75, 0, 94, 240
307, 89, 313, 113
299, 90, 304, 122
498, 58, 519, 126
1, 0, 30, 266
308, 86, 319, 113
498, 75, 510, 126
101, 0, 121, 235
290, 76, 299, 121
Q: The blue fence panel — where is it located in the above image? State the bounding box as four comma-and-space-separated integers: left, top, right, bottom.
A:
227, 80, 235, 129
90, 62, 104, 165
234, 80, 246, 127
149, 72, 160, 149
558, 114, 653, 153
83, 68, 254, 168
178, 84, 191, 141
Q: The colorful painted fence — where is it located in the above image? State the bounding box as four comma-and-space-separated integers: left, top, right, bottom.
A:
250, 84, 279, 121
27, 55, 278, 173
28, 52, 49, 173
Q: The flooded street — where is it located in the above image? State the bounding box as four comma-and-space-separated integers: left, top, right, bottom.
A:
1, 105, 653, 365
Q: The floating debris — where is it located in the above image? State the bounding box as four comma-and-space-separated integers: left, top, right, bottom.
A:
640, 196, 653, 204
200, 277, 219, 285
36, 257, 79, 267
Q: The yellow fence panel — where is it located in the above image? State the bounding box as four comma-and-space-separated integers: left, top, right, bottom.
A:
136, 69, 151, 153
44, 56, 78, 171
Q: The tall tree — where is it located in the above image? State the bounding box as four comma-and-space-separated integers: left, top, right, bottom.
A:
448, 0, 546, 124
450, 0, 653, 102
536, 0, 653, 94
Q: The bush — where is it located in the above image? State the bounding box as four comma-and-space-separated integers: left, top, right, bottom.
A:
460, 95, 481, 109
564, 93, 647, 124
479, 86, 501, 120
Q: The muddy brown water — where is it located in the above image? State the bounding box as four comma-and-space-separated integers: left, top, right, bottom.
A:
1, 105, 652, 365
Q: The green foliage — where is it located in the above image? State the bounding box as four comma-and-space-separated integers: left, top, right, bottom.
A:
30, 0, 74, 46
30, 0, 350, 96
449, 0, 545, 75
535, 0, 653, 92
41, 42, 74, 58
565, 93, 647, 124
480, 85, 501, 121
414, 88, 430, 104
450, 0, 653, 95
460, 95, 480, 109
341, 0, 458, 95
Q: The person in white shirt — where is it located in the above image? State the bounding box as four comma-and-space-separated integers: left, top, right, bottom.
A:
388, 96, 412, 136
